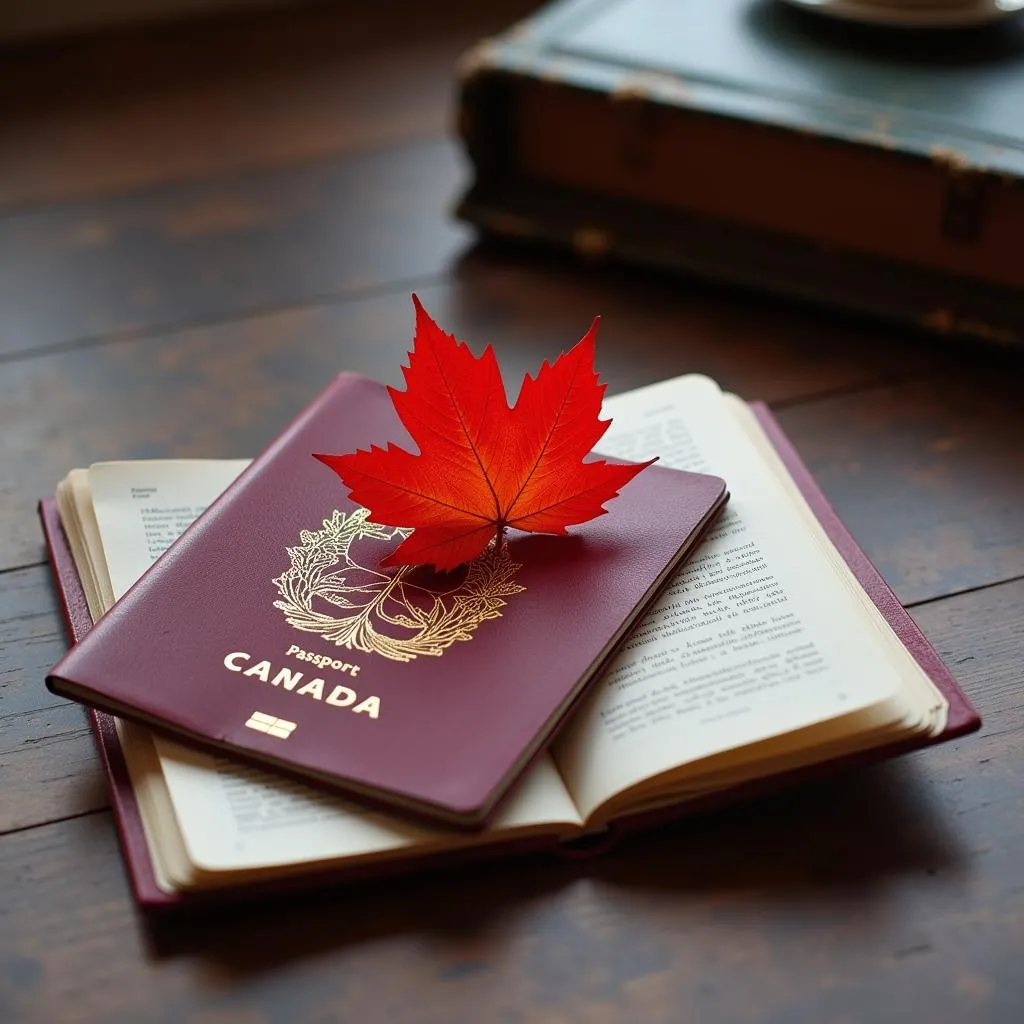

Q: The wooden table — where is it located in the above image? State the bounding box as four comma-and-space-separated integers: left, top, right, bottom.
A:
2, 4, 1022, 1021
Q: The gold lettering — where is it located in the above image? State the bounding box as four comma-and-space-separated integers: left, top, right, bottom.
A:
225, 652, 377, 720
285, 644, 362, 677
242, 660, 271, 682
270, 667, 303, 691
326, 685, 356, 707
296, 678, 325, 700
352, 695, 380, 718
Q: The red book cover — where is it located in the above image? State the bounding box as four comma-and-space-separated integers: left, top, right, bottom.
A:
45, 373, 728, 829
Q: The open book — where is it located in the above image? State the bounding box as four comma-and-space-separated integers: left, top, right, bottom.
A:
44, 375, 978, 904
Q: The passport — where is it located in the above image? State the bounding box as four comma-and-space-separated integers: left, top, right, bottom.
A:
46, 373, 728, 829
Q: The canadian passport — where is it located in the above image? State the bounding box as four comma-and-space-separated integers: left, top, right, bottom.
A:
47, 373, 728, 828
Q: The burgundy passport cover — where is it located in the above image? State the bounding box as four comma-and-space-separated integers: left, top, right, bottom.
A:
40, 400, 980, 908
45, 373, 727, 829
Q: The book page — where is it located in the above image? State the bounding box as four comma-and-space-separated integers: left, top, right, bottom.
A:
553, 375, 918, 820
88, 459, 251, 601
87, 460, 582, 883
152, 739, 578, 879
725, 396, 945, 732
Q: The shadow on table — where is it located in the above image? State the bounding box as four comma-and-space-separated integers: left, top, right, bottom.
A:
440, 237, 1014, 403
588, 757, 966, 899
145, 757, 970, 975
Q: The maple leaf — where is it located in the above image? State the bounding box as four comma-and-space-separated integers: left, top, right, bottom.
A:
314, 296, 655, 571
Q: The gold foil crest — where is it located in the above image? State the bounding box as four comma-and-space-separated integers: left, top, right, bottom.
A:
272, 509, 525, 663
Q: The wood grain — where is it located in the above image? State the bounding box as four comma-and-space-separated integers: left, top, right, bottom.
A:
0, 267, 998, 591
0, 702, 103, 835
0, 567, 106, 833
0, 0, 536, 209
0, 567, 69, 719
1, 576, 1021, 1021
0, 238, 948, 572
775, 365, 1024, 604
0, 139, 470, 358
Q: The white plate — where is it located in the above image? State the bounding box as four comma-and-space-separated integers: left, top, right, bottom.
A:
780, 0, 1024, 27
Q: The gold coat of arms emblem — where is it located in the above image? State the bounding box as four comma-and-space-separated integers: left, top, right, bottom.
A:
272, 509, 525, 663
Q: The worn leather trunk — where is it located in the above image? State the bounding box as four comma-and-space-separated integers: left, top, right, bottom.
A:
455, 0, 1024, 345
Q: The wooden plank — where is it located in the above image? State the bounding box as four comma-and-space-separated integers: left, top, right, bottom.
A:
0, 703, 102, 835
0, 566, 69, 719
0, 577, 1020, 1021
0, 0, 535, 209
0, 264, 942, 571
0, 138, 470, 357
775, 366, 1024, 605
0, 566, 107, 833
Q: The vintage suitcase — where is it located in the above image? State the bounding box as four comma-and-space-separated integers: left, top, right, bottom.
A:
455, 0, 1024, 345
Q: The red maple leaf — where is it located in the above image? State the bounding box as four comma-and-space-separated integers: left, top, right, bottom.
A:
314, 296, 655, 571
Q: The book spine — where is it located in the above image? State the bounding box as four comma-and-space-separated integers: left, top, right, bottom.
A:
38, 500, 180, 908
